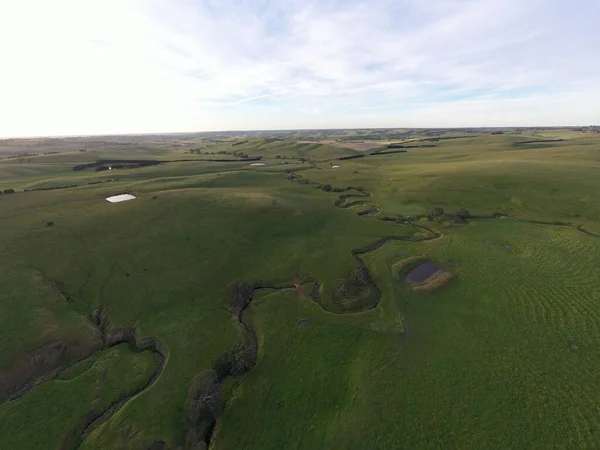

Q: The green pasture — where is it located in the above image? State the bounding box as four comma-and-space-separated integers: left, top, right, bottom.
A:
0, 129, 599, 449
0, 344, 158, 450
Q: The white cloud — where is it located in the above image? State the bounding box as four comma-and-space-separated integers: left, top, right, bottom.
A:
0, 0, 598, 137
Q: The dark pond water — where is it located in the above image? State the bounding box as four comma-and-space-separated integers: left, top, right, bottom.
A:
406, 262, 439, 284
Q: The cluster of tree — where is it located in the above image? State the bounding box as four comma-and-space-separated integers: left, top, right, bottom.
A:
1, 189, 15, 195
42, 151, 61, 155
24, 184, 78, 192
186, 277, 273, 447
227, 279, 255, 315
231, 140, 248, 146
183, 370, 222, 450
428, 207, 471, 223
332, 186, 348, 192
79, 149, 87, 152
490, 131, 504, 135
274, 155, 287, 159
189, 148, 203, 154
212, 343, 255, 381
357, 206, 379, 216
429, 207, 445, 220
457, 208, 473, 220
352, 265, 372, 285
334, 265, 375, 302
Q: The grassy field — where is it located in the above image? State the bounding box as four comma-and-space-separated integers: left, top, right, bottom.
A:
0, 129, 599, 449
0, 344, 158, 450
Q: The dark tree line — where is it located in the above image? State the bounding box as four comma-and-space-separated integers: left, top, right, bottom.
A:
386, 144, 436, 149
73, 162, 99, 171
337, 154, 365, 161
86, 179, 117, 185
24, 184, 78, 192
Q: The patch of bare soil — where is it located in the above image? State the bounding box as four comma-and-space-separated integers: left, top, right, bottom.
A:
412, 270, 454, 292
297, 140, 384, 152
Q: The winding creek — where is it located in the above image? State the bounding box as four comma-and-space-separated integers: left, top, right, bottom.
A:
6, 155, 599, 449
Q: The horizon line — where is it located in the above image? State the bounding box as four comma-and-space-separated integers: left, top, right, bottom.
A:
2, 125, 598, 141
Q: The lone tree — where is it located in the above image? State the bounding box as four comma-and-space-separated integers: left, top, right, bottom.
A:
430, 207, 444, 220
322, 184, 332, 192
455, 208, 471, 220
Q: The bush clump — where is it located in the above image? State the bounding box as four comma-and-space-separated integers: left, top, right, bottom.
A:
333, 265, 377, 309
184, 370, 222, 449
454, 208, 471, 223
428, 207, 445, 221
213, 343, 255, 381
227, 280, 254, 315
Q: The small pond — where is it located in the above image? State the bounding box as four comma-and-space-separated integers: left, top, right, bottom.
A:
406, 262, 440, 284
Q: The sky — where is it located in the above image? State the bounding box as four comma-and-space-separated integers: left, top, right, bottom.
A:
0, 0, 598, 137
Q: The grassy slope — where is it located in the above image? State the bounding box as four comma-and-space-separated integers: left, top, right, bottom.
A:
216, 219, 600, 449
0, 154, 405, 447
1, 131, 600, 448
0, 344, 158, 450
307, 134, 600, 231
